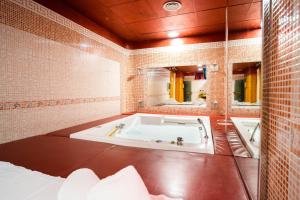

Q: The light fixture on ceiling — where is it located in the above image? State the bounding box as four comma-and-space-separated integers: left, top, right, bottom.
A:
167, 31, 179, 38
163, 1, 182, 12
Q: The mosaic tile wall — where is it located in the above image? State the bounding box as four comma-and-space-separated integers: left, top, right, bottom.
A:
0, 0, 130, 143
260, 0, 300, 199
228, 39, 262, 117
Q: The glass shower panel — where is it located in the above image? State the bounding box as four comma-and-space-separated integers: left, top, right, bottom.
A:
226, 1, 263, 200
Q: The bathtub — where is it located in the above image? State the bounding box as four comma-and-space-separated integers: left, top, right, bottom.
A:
71, 113, 214, 154
231, 117, 260, 159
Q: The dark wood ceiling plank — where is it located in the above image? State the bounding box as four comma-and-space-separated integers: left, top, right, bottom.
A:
32, 0, 262, 48
127, 33, 226, 49
229, 19, 261, 31
228, 2, 262, 23
194, 0, 227, 11
197, 8, 226, 26
137, 24, 225, 41
147, 0, 196, 18
62, 0, 141, 41
110, 0, 159, 23
228, 0, 261, 6
128, 12, 199, 34
97, 0, 137, 7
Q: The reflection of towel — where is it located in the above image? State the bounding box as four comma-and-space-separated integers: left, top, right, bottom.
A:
234, 80, 245, 102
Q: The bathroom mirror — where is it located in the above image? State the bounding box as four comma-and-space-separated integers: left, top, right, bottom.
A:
231, 62, 262, 108
144, 65, 208, 108
226, 2, 262, 200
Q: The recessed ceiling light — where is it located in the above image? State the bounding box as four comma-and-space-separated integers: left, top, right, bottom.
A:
163, 1, 182, 12
171, 38, 183, 46
167, 31, 179, 38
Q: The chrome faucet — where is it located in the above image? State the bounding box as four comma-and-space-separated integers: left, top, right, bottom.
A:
250, 122, 260, 142
197, 118, 208, 139
108, 123, 125, 137
116, 123, 125, 129
177, 137, 183, 146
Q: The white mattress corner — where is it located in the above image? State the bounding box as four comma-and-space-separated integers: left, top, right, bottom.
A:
0, 161, 65, 200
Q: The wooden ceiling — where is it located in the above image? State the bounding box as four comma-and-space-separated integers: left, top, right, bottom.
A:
34, 0, 262, 48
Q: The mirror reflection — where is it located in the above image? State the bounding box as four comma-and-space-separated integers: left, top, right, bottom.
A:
226, 1, 262, 200
232, 62, 261, 108
145, 65, 208, 108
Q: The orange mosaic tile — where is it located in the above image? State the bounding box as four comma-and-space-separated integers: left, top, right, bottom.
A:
260, 0, 300, 199
0, 0, 126, 143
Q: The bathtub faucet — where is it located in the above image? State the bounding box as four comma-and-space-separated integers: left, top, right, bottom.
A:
177, 137, 183, 146
108, 123, 125, 137
197, 118, 208, 139
250, 122, 260, 142
116, 123, 125, 129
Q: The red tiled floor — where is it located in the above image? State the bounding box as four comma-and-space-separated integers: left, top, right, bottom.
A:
0, 135, 249, 200
0, 136, 113, 176
81, 146, 248, 200
0, 114, 256, 200
235, 157, 259, 200
210, 115, 233, 156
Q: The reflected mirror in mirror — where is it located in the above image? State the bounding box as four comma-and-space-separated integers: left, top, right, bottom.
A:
231, 62, 262, 108
145, 65, 208, 108
227, 0, 262, 199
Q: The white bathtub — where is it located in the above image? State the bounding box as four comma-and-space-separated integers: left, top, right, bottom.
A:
231, 117, 260, 159
71, 113, 214, 154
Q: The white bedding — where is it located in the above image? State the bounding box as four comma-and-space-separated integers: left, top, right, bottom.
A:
0, 162, 181, 200
0, 161, 64, 200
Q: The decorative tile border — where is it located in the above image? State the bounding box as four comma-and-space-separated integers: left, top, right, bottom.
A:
0, 96, 120, 111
